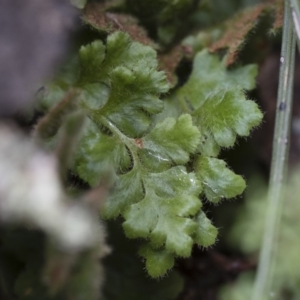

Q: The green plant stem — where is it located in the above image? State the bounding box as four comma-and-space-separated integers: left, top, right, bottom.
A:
251, 2, 296, 300
290, 0, 300, 37
289, 0, 300, 51
98, 115, 141, 165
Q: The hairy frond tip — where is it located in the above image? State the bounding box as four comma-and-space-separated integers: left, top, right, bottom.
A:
209, 2, 283, 65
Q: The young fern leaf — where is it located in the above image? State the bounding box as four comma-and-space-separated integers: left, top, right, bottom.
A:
36, 31, 262, 278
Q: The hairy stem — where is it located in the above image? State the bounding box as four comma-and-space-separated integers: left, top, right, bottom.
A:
251, 2, 296, 299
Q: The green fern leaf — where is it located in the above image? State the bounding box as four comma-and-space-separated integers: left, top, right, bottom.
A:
36, 32, 262, 278
176, 50, 263, 156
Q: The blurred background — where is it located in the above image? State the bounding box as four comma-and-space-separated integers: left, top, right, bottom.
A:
1, 0, 299, 299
